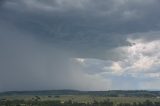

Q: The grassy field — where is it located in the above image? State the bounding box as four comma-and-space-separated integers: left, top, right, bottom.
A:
0, 95, 160, 104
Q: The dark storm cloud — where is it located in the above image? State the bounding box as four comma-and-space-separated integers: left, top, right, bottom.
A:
0, 0, 131, 59
2, 0, 160, 53
1, 0, 160, 91
1, 0, 160, 59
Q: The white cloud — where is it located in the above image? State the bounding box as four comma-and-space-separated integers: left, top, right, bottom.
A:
75, 58, 86, 64
73, 36, 160, 79
133, 55, 154, 70
110, 62, 122, 72
125, 38, 160, 71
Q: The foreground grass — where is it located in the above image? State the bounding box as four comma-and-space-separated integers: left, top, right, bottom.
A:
0, 95, 159, 104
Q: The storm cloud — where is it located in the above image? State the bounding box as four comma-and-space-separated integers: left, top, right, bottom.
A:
0, 0, 160, 91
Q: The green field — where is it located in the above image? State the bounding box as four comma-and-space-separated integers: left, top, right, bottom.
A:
0, 95, 160, 104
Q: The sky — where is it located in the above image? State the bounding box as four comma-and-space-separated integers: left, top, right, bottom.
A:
0, 0, 160, 91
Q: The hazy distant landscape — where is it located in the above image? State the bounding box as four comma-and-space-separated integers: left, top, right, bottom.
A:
1, 89, 160, 106
1, 90, 160, 106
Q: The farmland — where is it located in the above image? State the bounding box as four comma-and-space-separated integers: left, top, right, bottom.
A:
1, 90, 160, 106
0, 95, 159, 103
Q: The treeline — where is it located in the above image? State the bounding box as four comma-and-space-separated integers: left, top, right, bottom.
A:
1, 99, 160, 106
1, 90, 160, 97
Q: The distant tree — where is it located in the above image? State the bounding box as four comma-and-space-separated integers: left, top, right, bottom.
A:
143, 100, 154, 106
155, 102, 160, 106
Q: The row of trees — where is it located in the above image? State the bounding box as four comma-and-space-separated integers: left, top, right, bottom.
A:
1, 99, 160, 106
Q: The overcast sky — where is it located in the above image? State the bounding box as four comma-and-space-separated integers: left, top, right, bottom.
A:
1, 0, 160, 91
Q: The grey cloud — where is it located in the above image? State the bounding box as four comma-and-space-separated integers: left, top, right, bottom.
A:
1, 0, 160, 91
0, 19, 111, 91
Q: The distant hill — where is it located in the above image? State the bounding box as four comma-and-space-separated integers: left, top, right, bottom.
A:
1, 90, 160, 97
